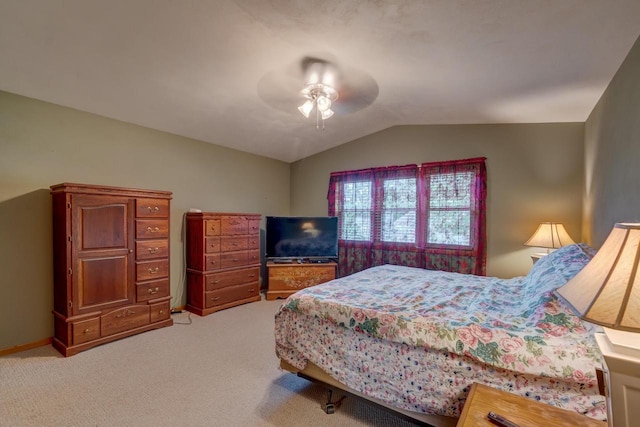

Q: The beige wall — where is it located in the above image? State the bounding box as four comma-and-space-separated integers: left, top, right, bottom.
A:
0, 91, 290, 350
584, 36, 640, 247
290, 123, 585, 278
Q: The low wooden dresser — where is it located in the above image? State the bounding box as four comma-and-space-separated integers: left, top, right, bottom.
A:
51, 183, 173, 356
266, 261, 337, 300
186, 212, 261, 315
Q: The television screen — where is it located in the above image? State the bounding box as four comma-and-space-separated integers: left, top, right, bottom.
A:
266, 216, 338, 260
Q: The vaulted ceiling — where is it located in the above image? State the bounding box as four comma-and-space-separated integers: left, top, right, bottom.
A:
1, 1, 640, 162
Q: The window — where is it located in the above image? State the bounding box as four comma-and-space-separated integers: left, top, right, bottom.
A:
380, 178, 417, 244
328, 158, 486, 276
339, 180, 372, 241
425, 171, 473, 246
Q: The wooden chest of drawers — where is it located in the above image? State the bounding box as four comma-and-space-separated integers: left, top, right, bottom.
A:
266, 262, 337, 300
186, 212, 261, 316
51, 183, 173, 356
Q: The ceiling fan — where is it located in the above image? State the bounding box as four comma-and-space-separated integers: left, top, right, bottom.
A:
257, 54, 379, 129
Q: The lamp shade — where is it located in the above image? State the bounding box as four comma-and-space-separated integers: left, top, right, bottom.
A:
556, 223, 640, 332
524, 222, 575, 249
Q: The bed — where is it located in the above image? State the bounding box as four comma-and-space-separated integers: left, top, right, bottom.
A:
274, 243, 607, 426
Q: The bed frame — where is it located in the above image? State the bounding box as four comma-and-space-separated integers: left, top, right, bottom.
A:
279, 358, 458, 427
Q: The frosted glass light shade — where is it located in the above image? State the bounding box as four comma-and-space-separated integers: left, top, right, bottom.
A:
524, 222, 575, 249
316, 95, 332, 112
298, 100, 314, 118
556, 223, 640, 332
321, 108, 334, 120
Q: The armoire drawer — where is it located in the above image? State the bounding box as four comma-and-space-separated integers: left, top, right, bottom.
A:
136, 279, 170, 302
150, 300, 171, 323
72, 317, 101, 345
136, 219, 169, 239
136, 239, 169, 260
136, 259, 169, 281
136, 198, 170, 218
101, 305, 150, 337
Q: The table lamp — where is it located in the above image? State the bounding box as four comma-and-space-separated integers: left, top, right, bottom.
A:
524, 222, 575, 262
556, 223, 640, 427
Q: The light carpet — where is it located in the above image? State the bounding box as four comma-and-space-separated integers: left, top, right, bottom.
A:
0, 297, 420, 426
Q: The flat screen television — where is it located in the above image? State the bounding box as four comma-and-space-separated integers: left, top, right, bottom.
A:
266, 216, 338, 260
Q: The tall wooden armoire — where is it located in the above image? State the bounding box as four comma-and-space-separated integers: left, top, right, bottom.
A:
51, 183, 173, 356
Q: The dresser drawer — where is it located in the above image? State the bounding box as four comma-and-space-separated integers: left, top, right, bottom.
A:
221, 236, 248, 252
248, 235, 260, 249
205, 237, 220, 253
204, 283, 259, 308
136, 259, 169, 281
72, 318, 101, 345
205, 267, 260, 291
204, 254, 220, 271
150, 300, 170, 323
249, 219, 260, 235
221, 216, 248, 235
136, 279, 169, 302
136, 219, 169, 239
220, 251, 252, 269
220, 250, 259, 268
101, 305, 150, 336
205, 219, 221, 236
136, 198, 169, 218
247, 250, 260, 265
136, 239, 169, 260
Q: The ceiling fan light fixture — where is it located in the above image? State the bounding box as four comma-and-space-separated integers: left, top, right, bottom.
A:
297, 80, 339, 130
316, 95, 332, 112
321, 108, 334, 120
298, 100, 314, 118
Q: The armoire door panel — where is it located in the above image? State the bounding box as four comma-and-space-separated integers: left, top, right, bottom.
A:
76, 255, 131, 312
80, 204, 128, 250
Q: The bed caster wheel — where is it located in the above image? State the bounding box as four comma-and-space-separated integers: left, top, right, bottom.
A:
324, 389, 343, 414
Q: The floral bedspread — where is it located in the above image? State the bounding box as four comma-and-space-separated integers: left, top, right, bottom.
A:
275, 244, 606, 420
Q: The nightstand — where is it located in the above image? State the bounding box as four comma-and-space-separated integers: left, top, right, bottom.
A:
595, 332, 640, 427
457, 383, 606, 427
530, 252, 547, 264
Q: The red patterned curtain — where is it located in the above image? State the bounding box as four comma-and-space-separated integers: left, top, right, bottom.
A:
328, 157, 486, 277
419, 158, 487, 275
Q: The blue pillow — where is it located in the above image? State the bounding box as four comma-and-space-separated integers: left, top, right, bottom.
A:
522, 243, 594, 304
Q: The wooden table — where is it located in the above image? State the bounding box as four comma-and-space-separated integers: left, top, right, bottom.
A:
457, 383, 607, 427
